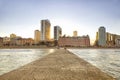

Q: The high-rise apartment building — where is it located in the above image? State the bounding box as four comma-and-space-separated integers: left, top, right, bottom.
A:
73, 31, 78, 37
96, 32, 98, 41
98, 26, 106, 46
54, 26, 62, 40
34, 30, 40, 44
41, 19, 51, 41
94, 32, 99, 46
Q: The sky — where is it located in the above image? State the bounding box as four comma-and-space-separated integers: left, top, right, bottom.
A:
0, 0, 120, 44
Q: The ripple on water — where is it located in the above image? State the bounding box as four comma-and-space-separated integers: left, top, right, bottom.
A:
68, 49, 120, 80
0, 49, 55, 75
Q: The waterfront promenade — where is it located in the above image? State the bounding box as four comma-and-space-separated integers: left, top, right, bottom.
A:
0, 49, 116, 80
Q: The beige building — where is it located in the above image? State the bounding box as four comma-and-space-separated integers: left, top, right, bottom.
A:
3, 37, 10, 43
106, 32, 120, 47
16, 38, 34, 46
94, 32, 98, 46
115, 35, 120, 47
41, 19, 51, 41
34, 30, 40, 44
0, 37, 3, 46
10, 33, 16, 39
73, 31, 77, 37
10, 33, 17, 45
96, 32, 98, 41
115, 38, 120, 47
106, 32, 115, 46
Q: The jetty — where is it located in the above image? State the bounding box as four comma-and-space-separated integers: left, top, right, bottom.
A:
0, 49, 116, 80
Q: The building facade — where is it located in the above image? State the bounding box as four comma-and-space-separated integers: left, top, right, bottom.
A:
106, 32, 115, 46
115, 35, 120, 47
54, 26, 62, 40
94, 32, 98, 46
73, 31, 77, 37
16, 38, 34, 46
0, 37, 3, 46
115, 38, 120, 47
98, 26, 106, 46
10, 33, 16, 39
58, 35, 90, 47
34, 30, 40, 44
10, 33, 17, 45
3, 37, 10, 45
95, 27, 120, 47
41, 19, 51, 41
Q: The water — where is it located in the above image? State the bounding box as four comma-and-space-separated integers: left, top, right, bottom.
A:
0, 49, 55, 75
68, 49, 120, 80
0, 49, 120, 80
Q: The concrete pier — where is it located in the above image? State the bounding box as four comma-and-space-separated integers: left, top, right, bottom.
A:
0, 49, 116, 80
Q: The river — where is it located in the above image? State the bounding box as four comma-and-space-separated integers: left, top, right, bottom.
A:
68, 49, 120, 80
0, 49, 120, 80
0, 49, 55, 75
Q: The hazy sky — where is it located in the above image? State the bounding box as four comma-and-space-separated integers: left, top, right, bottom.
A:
0, 0, 120, 43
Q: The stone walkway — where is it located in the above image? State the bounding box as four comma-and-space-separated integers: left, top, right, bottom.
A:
0, 49, 116, 80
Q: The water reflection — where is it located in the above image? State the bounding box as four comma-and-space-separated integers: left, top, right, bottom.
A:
69, 49, 120, 80
0, 49, 55, 75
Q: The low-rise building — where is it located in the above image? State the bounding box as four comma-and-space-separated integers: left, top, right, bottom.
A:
58, 35, 90, 47
115, 38, 120, 47
0, 37, 3, 46
3, 37, 10, 46
16, 38, 34, 46
115, 35, 120, 47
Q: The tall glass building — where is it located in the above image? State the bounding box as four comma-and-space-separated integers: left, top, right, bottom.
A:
41, 19, 51, 41
98, 26, 106, 46
54, 26, 62, 40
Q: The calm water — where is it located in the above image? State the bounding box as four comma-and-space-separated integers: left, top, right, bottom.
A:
0, 49, 55, 75
69, 49, 120, 80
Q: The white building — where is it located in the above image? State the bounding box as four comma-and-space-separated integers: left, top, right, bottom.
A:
98, 26, 106, 46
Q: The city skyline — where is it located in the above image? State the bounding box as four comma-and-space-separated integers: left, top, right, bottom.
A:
0, 0, 120, 44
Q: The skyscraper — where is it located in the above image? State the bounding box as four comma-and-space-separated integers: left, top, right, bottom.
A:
73, 31, 77, 37
98, 26, 106, 46
94, 32, 99, 46
96, 32, 98, 41
54, 26, 62, 40
41, 19, 51, 41
34, 30, 40, 44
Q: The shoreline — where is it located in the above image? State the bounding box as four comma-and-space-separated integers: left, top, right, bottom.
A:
0, 49, 116, 80
0, 46, 120, 49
